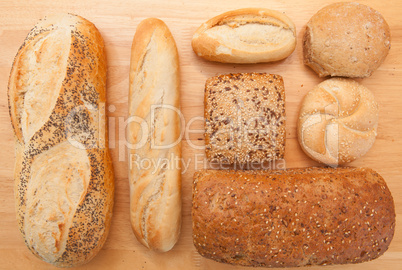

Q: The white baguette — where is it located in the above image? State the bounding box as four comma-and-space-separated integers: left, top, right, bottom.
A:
191, 8, 296, 63
8, 13, 114, 267
128, 18, 182, 252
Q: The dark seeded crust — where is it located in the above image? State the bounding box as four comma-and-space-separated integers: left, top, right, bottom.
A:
204, 73, 285, 164
192, 168, 395, 267
8, 14, 114, 267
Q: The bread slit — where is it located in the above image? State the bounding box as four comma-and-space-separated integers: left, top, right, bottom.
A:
128, 18, 181, 252
8, 13, 114, 267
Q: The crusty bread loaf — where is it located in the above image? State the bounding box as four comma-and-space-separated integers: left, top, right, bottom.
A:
297, 78, 379, 166
192, 168, 395, 267
303, 2, 391, 78
205, 73, 285, 164
8, 13, 114, 267
128, 18, 182, 252
192, 8, 296, 63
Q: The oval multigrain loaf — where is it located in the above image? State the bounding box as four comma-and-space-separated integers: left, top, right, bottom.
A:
297, 78, 379, 166
192, 8, 296, 63
192, 168, 395, 268
8, 13, 114, 267
303, 2, 391, 78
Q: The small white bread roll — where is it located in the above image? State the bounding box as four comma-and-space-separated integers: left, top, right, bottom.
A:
192, 8, 296, 64
128, 18, 182, 252
297, 78, 379, 166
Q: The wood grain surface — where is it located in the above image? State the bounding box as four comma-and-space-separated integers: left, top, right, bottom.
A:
0, 0, 401, 269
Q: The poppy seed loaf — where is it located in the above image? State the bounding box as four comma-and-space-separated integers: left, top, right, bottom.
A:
8, 14, 114, 267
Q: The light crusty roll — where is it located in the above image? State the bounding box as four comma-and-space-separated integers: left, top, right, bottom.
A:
303, 2, 391, 78
193, 168, 395, 267
192, 8, 296, 63
8, 14, 114, 267
297, 78, 379, 166
128, 18, 182, 252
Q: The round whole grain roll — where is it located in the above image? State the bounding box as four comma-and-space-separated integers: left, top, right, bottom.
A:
303, 2, 391, 78
297, 78, 378, 166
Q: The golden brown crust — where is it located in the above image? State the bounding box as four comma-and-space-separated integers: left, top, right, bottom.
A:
303, 2, 391, 78
128, 18, 182, 252
192, 8, 296, 63
8, 13, 114, 267
192, 168, 395, 267
204, 73, 285, 164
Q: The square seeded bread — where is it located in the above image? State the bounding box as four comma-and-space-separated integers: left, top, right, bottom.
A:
204, 73, 285, 164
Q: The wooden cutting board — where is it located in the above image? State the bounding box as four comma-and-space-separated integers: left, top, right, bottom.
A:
0, 0, 401, 269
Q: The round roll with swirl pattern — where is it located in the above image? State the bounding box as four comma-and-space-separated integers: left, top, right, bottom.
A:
297, 78, 379, 166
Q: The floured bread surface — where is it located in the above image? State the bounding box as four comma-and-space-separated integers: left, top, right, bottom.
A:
8, 13, 114, 267
9, 28, 70, 144
297, 78, 379, 166
8, 14, 80, 144
24, 141, 90, 263
128, 18, 181, 252
192, 8, 296, 63
303, 2, 391, 77
204, 15, 295, 52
